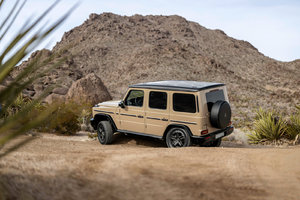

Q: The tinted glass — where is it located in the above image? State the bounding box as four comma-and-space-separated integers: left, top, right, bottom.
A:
149, 91, 167, 110
125, 90, 144, 107
205, 90, 225, 112
173, 93, 196, 113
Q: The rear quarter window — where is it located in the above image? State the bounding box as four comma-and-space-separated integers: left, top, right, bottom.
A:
173, 93, 196, 113
205, 89, 225, 112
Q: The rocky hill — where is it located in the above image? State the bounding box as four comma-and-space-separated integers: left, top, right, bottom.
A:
11, 13, 300, 122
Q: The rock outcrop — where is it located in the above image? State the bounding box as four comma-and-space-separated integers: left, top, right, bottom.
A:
14, 13, 299, 120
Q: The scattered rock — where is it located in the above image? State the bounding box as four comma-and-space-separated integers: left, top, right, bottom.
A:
53, 87, 69, 95
44, 93, 65, 104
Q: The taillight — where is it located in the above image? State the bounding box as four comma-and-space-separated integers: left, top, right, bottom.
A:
201, 129, 208, 135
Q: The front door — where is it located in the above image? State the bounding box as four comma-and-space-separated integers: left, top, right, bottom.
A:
119, 89, 145, 133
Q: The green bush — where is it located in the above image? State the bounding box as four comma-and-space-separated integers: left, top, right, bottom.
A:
41, 102, 79, 135
0, 95, 44, 118
1, 98, 92, 135
248, 108, 287, 143
40, 101, 91, 135
286, 105, 300, 140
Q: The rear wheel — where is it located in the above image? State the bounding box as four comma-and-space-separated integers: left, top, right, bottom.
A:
97, 121, 113, 144
165, 127, 191, 148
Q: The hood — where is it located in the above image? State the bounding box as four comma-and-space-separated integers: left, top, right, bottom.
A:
97, 100, 120, 108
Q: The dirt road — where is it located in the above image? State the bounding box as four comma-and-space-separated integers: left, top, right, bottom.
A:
0, 133, 299, 200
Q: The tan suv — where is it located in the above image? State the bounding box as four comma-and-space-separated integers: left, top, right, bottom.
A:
90, 81, 233, 148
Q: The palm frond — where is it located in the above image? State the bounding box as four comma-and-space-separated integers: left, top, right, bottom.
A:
0, 0, 76, 157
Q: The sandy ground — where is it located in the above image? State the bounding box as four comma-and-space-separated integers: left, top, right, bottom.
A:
0, 132, 299, 200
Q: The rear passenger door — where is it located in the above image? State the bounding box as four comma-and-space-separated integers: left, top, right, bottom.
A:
169, 92, 200, 135
145, 91, 169, 136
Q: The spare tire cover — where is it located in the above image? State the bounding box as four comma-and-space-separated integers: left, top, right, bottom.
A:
210, 100, 231, 129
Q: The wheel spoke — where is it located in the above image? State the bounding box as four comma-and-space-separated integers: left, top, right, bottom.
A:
170, 135, 177, 140
172, 140, 179, 146
177, 140, 183, 146
178, 135, 185, 140
98, 125, 106, 141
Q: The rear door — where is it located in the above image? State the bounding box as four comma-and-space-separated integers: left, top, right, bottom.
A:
169, 92, 200, 135
145, 90, 169, 136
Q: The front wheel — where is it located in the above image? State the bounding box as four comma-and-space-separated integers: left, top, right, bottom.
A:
97, 121, 113, 145
165, 127, 191, 148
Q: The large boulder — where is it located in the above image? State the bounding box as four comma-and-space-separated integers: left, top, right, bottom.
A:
66, 73, 112, 104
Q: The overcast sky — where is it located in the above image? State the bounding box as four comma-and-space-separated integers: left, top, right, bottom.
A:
1, 0, 300, 62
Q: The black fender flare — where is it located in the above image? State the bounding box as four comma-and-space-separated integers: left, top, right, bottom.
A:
91, 113, 117, 131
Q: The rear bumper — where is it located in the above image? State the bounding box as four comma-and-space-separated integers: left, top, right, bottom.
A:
191, 126, 234, 143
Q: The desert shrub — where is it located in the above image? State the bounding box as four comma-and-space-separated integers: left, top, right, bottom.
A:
1, 95, 93, 135
0, 95, 28, 118
248, 108, 287, 143
40, 101, 92, 135
0, 95, 41, 118
42, 102, 80, 135
286, 105, 300, 139
78, 106, 92, 129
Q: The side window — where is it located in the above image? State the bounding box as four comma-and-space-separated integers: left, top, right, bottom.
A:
125, 90, 144, 107
149, 91, 167, 110
173, 93, 196, 113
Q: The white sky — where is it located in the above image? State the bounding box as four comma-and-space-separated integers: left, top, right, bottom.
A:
1, 0, 300, 62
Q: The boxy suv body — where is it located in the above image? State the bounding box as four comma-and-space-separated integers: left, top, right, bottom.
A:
91, 81, 234, 148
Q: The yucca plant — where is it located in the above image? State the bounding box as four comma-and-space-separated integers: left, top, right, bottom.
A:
0, 0, 76, 157
286, 105, 300, 140
248, 108, 287, 143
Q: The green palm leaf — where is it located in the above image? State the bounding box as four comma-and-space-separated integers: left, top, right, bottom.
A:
0, 0, 76, 157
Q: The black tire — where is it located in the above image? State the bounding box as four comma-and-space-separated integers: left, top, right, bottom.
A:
210, 100, 231, 129
200, 138, 222, 147
165, 127, 191, 148
97, 121, 113, 145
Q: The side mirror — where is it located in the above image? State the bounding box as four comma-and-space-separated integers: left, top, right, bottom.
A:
119, 100, 125, 108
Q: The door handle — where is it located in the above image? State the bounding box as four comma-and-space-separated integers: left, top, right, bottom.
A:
162, 118, 168, 121
137, 115, 144, 118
